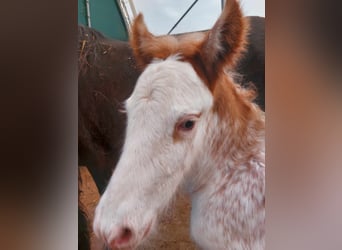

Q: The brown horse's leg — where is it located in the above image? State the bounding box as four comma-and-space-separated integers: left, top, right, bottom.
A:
78, 204, 90, 250
78, 168, 90, 250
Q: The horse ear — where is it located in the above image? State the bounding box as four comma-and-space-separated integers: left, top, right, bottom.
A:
130, 14, 154, 68
130, 14, 179, 69
198, 0, 248, 89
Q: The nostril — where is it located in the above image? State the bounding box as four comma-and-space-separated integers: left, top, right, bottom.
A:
110, 226, 133, 247
120, 227, 132, 243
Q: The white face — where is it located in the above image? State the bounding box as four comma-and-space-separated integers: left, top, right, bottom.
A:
93, 57, 213, 249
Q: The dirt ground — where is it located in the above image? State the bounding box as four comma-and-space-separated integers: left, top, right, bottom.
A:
79, 166, 197, 250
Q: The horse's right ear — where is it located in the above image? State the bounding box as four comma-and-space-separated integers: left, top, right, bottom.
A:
130, 14, 154, 68
130, 14, 179, 69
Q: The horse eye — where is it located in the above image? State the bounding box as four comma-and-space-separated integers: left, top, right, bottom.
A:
179, 120, 195, 131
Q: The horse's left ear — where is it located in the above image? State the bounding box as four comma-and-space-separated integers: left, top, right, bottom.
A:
198, 0, 248, 89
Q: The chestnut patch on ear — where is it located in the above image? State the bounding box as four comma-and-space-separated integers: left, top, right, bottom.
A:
173, 114, 201, 142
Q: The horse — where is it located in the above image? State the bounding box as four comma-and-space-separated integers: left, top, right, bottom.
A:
78, 16, 264, 196
93, 0, 265, 249
78, 25, 140, 195
78, 12, 264, 250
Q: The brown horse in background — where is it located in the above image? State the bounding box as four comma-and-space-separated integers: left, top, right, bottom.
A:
236, 16, 265, 111
78, 26, 140, 250
78, 26, 140, 194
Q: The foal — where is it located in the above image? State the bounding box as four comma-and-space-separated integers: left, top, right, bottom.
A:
93, 0, 265, 249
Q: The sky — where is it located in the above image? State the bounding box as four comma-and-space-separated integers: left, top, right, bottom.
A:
131, 0, 265, 35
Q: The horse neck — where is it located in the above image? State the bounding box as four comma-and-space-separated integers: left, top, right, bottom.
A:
186, 78, 265, 194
